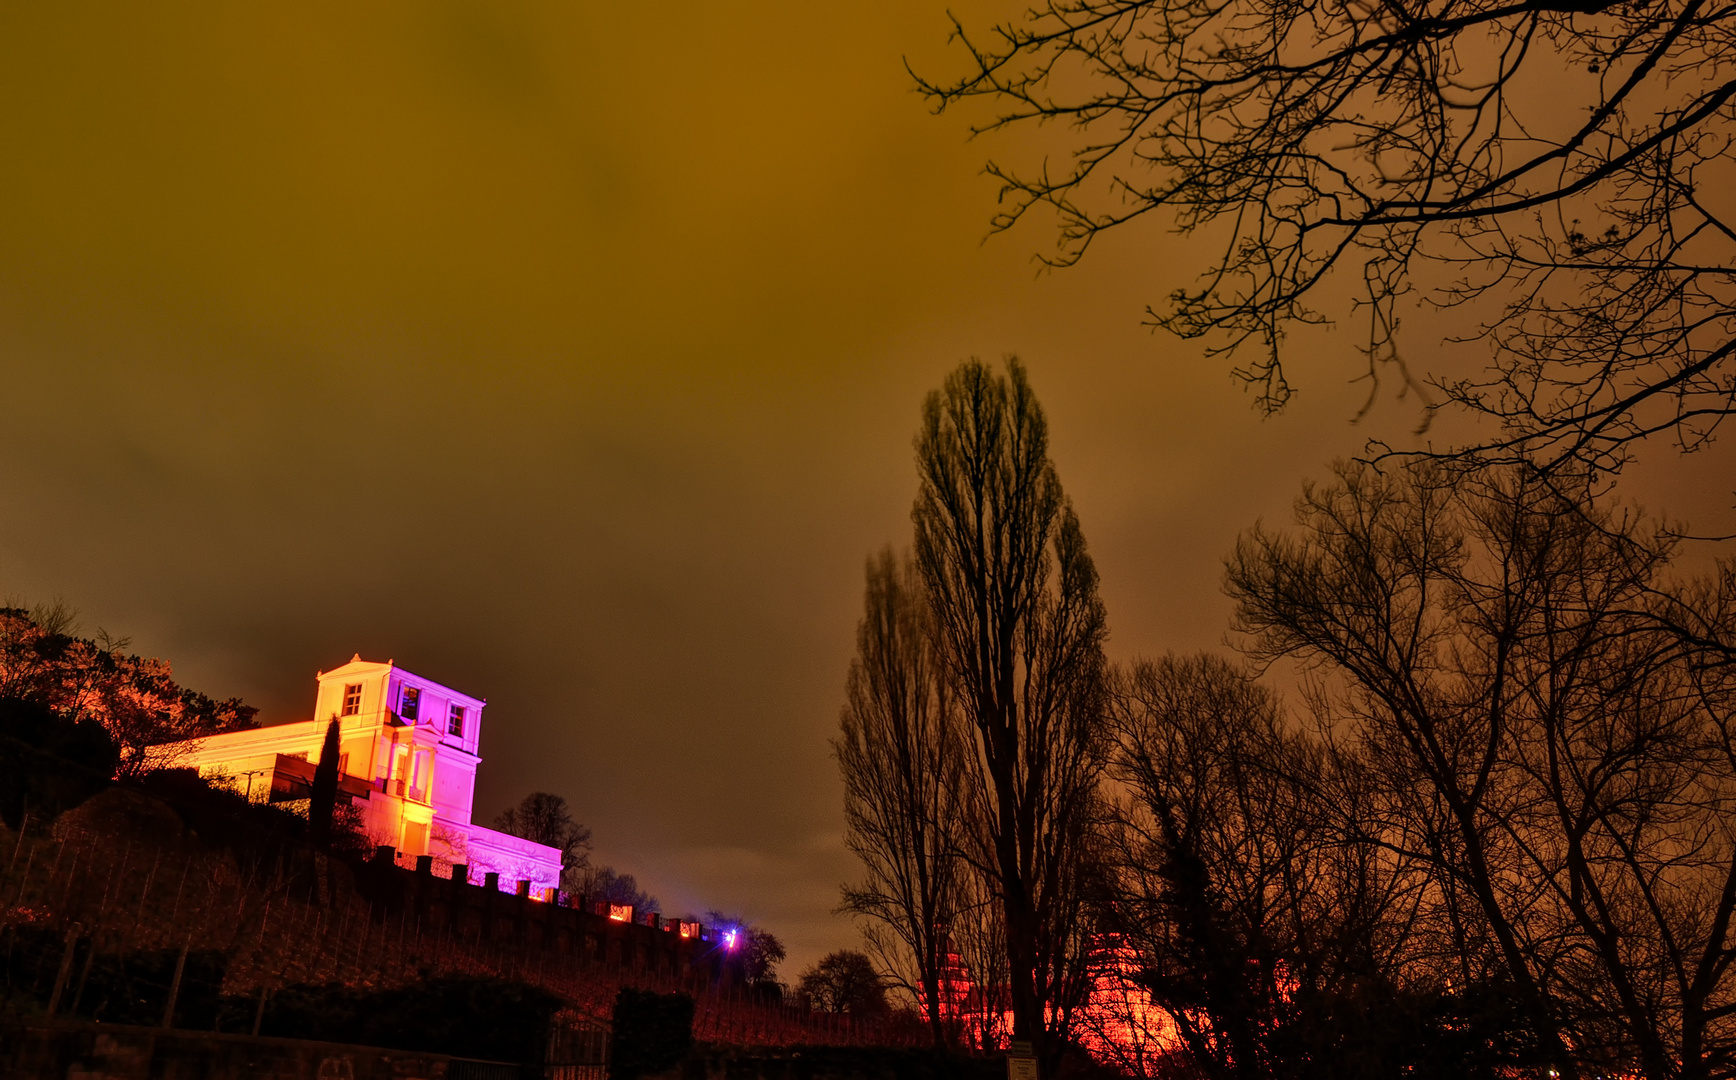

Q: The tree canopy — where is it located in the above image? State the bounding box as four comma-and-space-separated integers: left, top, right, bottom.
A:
0, 603, 256, 776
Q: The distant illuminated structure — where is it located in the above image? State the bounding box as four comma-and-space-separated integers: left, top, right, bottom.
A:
1074, 933, 1179, 1073
160, 655, 563, 892
925, 928, 1178, 1067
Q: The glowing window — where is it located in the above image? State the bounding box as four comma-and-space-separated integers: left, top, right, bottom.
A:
609, 904, 632, 923
341, 684, 362, 716
448, 704, 465, 737
401, 686, 420, 721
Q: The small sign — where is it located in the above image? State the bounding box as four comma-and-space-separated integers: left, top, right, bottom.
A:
1007, 1055, 1038, 1080
1010, 1041, 1033, 1056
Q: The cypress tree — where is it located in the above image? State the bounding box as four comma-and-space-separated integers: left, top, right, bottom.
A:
309, 716, 341, 846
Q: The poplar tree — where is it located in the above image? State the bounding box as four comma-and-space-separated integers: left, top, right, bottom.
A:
912, 357, 1108, 1073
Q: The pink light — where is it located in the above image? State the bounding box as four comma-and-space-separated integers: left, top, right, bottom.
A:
722, 929, 738, 950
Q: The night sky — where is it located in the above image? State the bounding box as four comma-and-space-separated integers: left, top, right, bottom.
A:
3, 1, 1730, 975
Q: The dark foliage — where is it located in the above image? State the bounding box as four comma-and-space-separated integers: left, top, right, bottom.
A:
688, 1044, 1006, 1080
0, 927, 227, 1030
0, 605, 256, 776
609, 988, 694, 1080
0, 924, 62, 1019
77, 947, 229, 1028
262, 976, 563, 1064
0, 693, 332, 855
134, 768, 313, 852
0, 695, 119, 828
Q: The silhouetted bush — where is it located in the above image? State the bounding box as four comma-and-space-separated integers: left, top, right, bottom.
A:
75, 947, 228, 1028
136, 767, 308, 847
262, 975, 562, 1064
0, 926, 228, 1031
0, 923, 61, 1018
685, 1045, 1005, 1080
609, 988, 694, 1080
0, 696, 119, 828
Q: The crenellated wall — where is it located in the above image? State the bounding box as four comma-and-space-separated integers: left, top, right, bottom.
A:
350, 847, 743, 991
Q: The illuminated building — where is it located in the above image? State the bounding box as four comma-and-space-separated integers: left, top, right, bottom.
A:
159, 655, 563, 891
1074, 933, 1179, 1074
921, 929, 1178, 1067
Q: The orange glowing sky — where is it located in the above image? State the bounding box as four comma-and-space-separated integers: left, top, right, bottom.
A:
2, 0, 1730, 975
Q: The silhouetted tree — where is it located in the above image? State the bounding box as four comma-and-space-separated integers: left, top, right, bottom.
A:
1102, 654, 1515, 1080
912, 356, 1109, 1073
918, 0, 1736, 471
1226, 460, 1736, 1079
308, 716, 340, 847
747, 928, 787, 987
576, 867, 658, 913
836, 547, 968, 1046
1109, 656, 1321, 1079
493, 791, 593, 889
704, 911, 787, 987
798, 950, 890, 1016
0, 604, 255, 776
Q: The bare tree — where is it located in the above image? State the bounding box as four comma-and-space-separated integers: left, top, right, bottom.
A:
918, 0, 1736, 470
836, 547, 969, 1047
796, 950, 891, 1016
1226, 460, 1736, 1079
493, 791, 593, 890
1105, 654, 1498, 1080
576, 866, 659, 912
1110, 656, 1318, 1080
912, 356, 1110, 1072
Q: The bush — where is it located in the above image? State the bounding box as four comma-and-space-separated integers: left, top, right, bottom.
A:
0, 696, 119, 828
609, 988, 694, 1080
75, 947, 228, 1028
262, 975, 563, 1063
0, 927, 229, 1030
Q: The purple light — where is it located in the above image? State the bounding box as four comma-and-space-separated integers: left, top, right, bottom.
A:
723, 929, 738, 950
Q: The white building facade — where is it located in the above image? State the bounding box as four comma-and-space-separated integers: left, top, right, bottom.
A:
165, 655, 563, 893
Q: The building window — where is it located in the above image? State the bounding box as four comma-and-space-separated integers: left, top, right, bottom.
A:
341, 683, 362, 716
448, 704, 465, 737
401, 686, 420, 721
